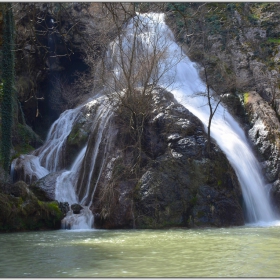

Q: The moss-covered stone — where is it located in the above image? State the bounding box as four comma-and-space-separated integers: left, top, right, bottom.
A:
0, 181, 63, 232
29, 183, 53, 201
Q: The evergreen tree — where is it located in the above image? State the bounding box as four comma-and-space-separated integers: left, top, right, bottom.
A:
1, 3, 15, 172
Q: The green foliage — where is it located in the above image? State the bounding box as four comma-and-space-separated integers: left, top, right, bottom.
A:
243, 92, 250, 104
1, 3, 15, 172
45, 201, 63, 217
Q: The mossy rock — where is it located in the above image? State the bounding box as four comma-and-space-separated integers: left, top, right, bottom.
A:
0, 182, 64, 232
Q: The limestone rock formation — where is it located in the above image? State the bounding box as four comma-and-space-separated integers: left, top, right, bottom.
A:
12, 3, 280, 230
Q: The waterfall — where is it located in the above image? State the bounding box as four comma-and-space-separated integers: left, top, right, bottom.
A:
133, 13, 276, 223
11, 12, 277, 228
55, 97, 116, 229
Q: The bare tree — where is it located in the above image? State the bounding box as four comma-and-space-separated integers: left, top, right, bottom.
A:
99, 11, 181, 176
172, 4, 237, 155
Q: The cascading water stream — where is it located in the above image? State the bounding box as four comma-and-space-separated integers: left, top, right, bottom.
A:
54, 97, 116, 229
131, 13, 276, 223
11, 94, 116, 229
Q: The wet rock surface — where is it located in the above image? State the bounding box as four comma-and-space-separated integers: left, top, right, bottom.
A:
30, 171, 64, 201
59, 202, 70, 216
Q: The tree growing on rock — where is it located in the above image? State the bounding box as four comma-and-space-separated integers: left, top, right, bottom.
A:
89, 8, 182, 222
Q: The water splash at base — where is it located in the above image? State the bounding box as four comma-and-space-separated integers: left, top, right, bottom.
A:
61, 207, 94, 230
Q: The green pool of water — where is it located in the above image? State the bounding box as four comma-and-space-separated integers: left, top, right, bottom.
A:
1, 224, 280, 277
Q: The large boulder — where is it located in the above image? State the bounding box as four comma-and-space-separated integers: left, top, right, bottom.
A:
71, 203, 83, 214
92, 88, 244, 229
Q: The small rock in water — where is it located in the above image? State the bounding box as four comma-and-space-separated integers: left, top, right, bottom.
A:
71, 203, 83, 214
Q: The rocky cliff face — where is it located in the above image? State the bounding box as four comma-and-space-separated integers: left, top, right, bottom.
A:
13, 3, 133, 139
178, 3, 280, 108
